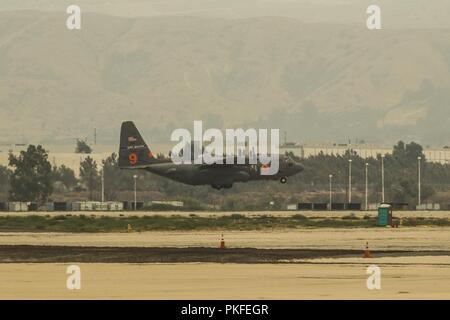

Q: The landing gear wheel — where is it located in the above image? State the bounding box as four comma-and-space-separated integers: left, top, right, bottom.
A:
280, 177, 287, 184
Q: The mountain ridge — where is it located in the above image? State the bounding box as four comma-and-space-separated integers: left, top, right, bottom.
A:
0, 11, 449, 145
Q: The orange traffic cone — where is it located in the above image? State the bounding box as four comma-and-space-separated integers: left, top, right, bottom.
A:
220, 234, 226, 249
363, 241, 371, 258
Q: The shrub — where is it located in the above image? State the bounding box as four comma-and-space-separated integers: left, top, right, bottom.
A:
292, 214, 307, 220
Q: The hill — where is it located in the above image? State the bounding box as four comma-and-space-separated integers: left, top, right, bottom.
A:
0, 10, 450, 146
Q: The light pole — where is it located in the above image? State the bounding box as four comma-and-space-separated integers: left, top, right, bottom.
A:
365, 162, 369, 211
381, 154, 385, 203
348, 159, 352, 203
101, 164, 105, 203
329, 174, 333, 211
418, 156, 422, 207
133, 174, 138, 210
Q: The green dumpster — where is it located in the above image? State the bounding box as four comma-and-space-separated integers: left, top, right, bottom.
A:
378, 204, 392, 226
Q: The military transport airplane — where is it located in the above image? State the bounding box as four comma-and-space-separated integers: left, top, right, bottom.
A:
118, 121, 303, 189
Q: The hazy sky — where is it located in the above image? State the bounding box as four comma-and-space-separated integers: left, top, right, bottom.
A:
1, 0, 450, 29
1, 1, 450, 147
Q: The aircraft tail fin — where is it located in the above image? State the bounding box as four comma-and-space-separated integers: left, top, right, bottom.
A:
119, 121, 157, 168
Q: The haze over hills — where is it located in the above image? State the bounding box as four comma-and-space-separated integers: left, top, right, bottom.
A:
0, 4, 450, 147
2, 0, 450, 29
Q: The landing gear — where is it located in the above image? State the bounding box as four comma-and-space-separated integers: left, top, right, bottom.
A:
280, 177, 287, 184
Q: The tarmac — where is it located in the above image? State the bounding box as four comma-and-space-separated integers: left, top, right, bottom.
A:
1, 211, 450, 299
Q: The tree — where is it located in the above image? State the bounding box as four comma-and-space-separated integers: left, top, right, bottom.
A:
75, 139, 92, 154
392, 141, 406, 160
421, 184, 435, 202
391, 179, 416, 203
50, 165, 78, 191
103, 153, 122, 200
0, 165, 12, 195
405, 141, 424, 162
79, 156, 100, 200
8, 145, 53, 203
393, 141, 424, 163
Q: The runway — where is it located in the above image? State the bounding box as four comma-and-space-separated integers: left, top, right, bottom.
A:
1, 221, 450, 299
1, 227, 450, 250
1, 258, 450, 299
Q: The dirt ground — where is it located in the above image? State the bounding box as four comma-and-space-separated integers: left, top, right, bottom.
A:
1, 245, 443, 263
1, 227, 450, 250
1, 258, 450, 299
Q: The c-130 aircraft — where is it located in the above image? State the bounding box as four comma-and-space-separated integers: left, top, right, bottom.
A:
118, 121, 303, 189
